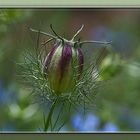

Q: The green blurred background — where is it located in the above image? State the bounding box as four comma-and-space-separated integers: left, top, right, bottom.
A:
0, 8, 140, 131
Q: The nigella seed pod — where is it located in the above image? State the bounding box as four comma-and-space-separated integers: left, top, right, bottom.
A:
30, 24, 111, 95
43, 40, 84, 95
27, 25, 113, 132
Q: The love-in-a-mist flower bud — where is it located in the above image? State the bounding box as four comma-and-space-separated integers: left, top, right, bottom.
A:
43, 39, 84, 95
30, 24, 111, 95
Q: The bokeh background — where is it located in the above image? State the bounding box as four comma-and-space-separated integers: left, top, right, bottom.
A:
0, 8, 140, 131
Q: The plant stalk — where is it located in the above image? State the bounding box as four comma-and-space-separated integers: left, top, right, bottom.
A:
44, 98, 58, 131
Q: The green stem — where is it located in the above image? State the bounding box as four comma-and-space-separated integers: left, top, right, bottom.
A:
44, 98, 58, 131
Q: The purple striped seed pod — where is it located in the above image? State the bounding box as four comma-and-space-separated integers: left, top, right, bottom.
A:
30, 25, 111, 95
43, 40, 84, 95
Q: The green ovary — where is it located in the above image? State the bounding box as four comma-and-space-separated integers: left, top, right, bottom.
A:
48, 47, 78, 95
